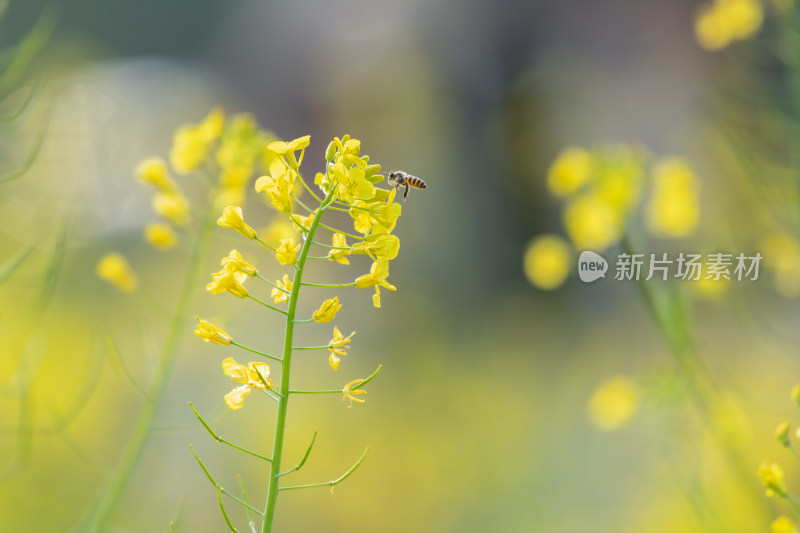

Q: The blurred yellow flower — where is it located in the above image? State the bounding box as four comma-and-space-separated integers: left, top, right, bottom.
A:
772, 516, 799, 533
259, 218, 296, 247
222, 357, 272, 410
758, 461, 788, 498
695, 0, 763, 51
522, 234, 571, 290
194, 318, 232, 346
342, 379, 367, 406
328, 326, 353, 371
761, 233, 800, 298
153, 192, 190, 227
792, 385, 800, 407
217, 205, 256, 240
776, 421, 791, 447
328, 233, 350, 265
271, 274, 292, 304
170, 107, 225, 173
644, 158, 699, 238
144, 222, 177, 250
206, 267, 248, 298
221, 249, 257, 277
312, 297, 342, 323
587, 376, 640, 431
563, 195, 620, 251
136, 157, 176, 192
96, 253, 139, 292
547, 147, 592, 197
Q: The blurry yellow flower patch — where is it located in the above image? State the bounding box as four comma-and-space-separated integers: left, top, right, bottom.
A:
773, 516, 799, 533
759, 461, 788, 498
587, 376, 640, 431
695, 0, 763, 51
761, 233, 800, 298
136, 157, 176, 193
153, 192, 190, 227
644, 158, 700, 238
547, 147, 592, 197
522, 234, 571, 290
564, 194, 621, 251
144, 222, 177, 250
96, 253, 139, 292
170, 107, 225, 173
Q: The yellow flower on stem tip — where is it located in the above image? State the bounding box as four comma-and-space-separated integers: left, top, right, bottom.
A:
222, 357, 272, 410
271, 274, 292, 304
206, 267, 248, 298
136, 157, 176, 192
772, 516, 799, 533
312, 297, 342, 323
643, 158, 699, 239
350, 234, 399, 261
194, 318, 232, 345
267, 135, 311, 156
96, 253, 139, 292
758, 461, 788, 498
328, 326, 354, 371
144, 222, 178, 250
221, 249, 257, 277
586, 376, 639, 431
776, 421, 792, 447
522, 234, 571, 290
275, 238, 301, 265
342, 379, 367, 406
255, 158, 296, 213
328, 233, 351, 265
217, 205, 256, 239
153, 192, 190, 227
355, 260, 396, 308
367, 189, 402, 234
330, 161, 375, 204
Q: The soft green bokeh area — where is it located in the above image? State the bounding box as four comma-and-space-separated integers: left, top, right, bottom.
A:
1, 1, 800, 532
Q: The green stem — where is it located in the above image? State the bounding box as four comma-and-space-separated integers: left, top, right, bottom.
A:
247, 294, 288, 315
84, 196, 219, 532
261, 186, 337, 532
231, 341, 282, 363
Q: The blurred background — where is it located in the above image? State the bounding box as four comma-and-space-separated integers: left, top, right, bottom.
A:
1, 0, 799, 531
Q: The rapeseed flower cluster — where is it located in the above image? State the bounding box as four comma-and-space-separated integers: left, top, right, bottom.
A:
695, 0, 764, 51
524, 144, 701, 290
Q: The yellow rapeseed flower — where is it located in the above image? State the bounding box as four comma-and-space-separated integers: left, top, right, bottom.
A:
267, 135, 311, 156
222, 357, 272, 410
350, 234, 400, 261
194, 318, 232, 345
587, 376, 640, 431
136, 157, 176, 192
328, 233, 350, 265
170, 108, 225, 173
312, 297, 342, 323
275, 238, 300, 265
355, 259, 397, 308
759, 461, 788, 498
271, 274, 292, 304
206, 267, 248, 298
792, 385, 800, 407
547, 147, 592, 197
342, 379, 367, 406
292, 211, 317, 235
644, 158, 699, 238
563, 194, 620, 251
221, 249, 257, 277
522, 234, 571, 290
153, 192, 190, 227
217, 205, 256, 240
328, 326, 353, 371
772, 516, 799, 533
96, 253, 139, 292
144, 222, 178, 250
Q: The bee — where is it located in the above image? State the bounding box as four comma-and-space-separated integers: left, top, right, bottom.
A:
387, 170, 427, 200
